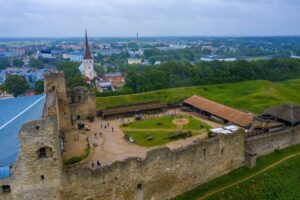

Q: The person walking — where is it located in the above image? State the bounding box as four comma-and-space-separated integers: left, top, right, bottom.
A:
96, 160, 101, 167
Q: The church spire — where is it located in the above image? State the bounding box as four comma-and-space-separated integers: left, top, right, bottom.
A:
83, 29, 92, 60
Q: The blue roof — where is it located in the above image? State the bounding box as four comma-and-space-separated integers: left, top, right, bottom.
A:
69, 51, 83, 56
0, 94, 46, 171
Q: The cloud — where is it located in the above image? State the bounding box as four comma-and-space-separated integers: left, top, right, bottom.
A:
0, 0, 299, 37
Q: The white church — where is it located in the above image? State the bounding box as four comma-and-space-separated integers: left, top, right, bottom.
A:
79, 30, 97, 80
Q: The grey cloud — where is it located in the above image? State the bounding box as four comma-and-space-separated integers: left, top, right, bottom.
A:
0, 0, 299, 37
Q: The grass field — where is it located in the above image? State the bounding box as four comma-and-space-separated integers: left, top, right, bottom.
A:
173, 144, 300, 200
96, 79, 300, 114
120, 116, 210, 146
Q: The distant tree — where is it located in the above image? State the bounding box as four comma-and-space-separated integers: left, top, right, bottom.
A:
12, 58, 24, 68
34, 80, 44, 94
29, 58, 44, 69
94, 63, 104, 75
106, 66, 116, 73
0, 84, 5, 93
57, 61, 87, 88
3, 75, 29, 97
70, 76, 88, 88
0, 58, 11, 69
124, 71, 139, 92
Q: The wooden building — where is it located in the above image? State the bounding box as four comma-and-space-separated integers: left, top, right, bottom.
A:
183, 95, 254, 127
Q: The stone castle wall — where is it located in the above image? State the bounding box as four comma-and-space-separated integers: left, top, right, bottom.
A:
69, 86, 96, 120
245, 126, 300, 156
0, 117, 62, 200
60, 130, 245, 200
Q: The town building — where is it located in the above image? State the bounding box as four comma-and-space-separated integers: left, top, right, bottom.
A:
128, 49, 144, 56
96, 79, 113, 92
102, 72, 125, 86
63, 51, 83, 62
201, 45, 220, 53
128, 58, 142, 65
200, 55, 237, 62
37, 50, 53, 59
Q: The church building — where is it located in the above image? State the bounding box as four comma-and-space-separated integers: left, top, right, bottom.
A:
79, 30, 97, 80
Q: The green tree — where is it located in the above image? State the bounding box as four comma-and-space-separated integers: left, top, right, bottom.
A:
3, 75, 29, 97
57, 61, 87, 88
124, 71, 139, 92
34, 80, 44, 94
29, 58, 44, 69
0, 58, 11, 69
94, 63, 104, 75
12, 58, 24, 68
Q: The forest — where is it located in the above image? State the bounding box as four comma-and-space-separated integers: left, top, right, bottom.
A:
123, 58, 300, 93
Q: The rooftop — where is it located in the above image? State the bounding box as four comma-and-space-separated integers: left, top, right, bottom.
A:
103, 72, 123, 77
0, 94, 45, 173
184, 95, 254, 127
262, 103, 300, 124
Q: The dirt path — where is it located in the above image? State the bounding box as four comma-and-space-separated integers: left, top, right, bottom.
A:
121, 128, 205, 133
197, 152, 300, 200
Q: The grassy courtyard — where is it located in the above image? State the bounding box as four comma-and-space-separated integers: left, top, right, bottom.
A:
96, 79, 300, 114
120, 115, 210, 146
173, 144, 300, 200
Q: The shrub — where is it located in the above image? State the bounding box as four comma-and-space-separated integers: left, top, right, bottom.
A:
274, 148, 281, 154
64, 147, 90, 166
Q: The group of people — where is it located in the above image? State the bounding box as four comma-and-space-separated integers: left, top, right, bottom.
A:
91, 160, 101, 168
100, 122, 114, 132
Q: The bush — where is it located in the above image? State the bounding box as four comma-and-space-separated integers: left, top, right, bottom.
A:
64, 147, 90, 166
156, 122, 163, 126
274, 148, 281, 154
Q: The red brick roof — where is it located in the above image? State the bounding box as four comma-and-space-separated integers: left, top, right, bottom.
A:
183, 95, 254, 127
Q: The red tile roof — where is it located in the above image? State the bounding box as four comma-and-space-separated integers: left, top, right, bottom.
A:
183, 95, 254, 127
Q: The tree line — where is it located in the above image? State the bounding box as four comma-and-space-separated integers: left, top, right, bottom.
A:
124, 58, 300, 93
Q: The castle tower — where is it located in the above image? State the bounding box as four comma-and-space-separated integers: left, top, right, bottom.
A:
81, 30, 96, 80
44, 72, 72, 132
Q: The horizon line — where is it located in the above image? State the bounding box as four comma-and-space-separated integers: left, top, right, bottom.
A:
1, 35, 300, 39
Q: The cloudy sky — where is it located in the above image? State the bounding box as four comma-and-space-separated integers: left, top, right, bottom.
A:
0, 0, 300, 37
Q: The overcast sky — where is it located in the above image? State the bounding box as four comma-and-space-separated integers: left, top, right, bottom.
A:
0, 0, 300, 37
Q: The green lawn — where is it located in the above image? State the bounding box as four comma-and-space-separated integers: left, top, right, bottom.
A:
96, 79, 300, 114
173, 144, 300, 200
120, 116, 210, 147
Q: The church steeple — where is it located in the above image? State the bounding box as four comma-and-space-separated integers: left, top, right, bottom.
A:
83, 29, 92, 60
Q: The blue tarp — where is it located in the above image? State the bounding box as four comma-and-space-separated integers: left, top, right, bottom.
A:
0, 166, 9, 179
0, 94, 45, 171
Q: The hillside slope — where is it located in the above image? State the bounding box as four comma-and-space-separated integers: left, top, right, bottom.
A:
96, 79, 300, 114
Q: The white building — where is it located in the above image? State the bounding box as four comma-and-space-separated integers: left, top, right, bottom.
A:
63, 52, 83, 62
128, 58, 142, 65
